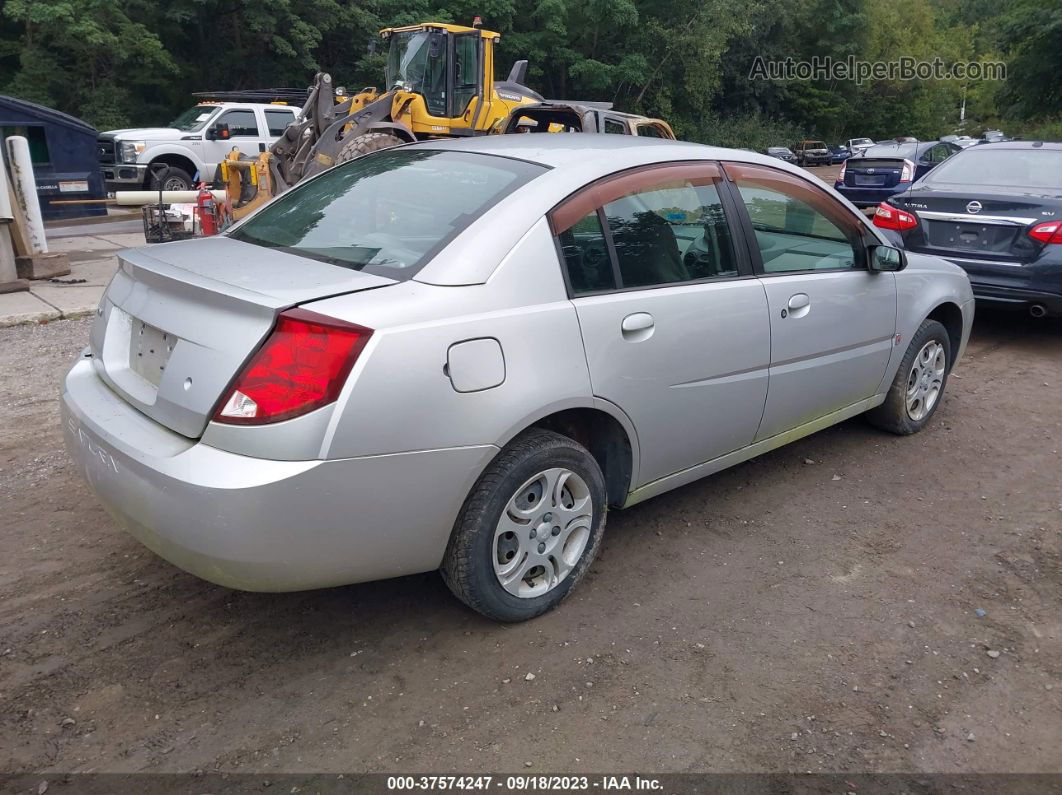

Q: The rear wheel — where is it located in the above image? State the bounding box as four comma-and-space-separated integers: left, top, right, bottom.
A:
441, 429, 607, 622
335, 131, 404, 164
867, 319, 951, 435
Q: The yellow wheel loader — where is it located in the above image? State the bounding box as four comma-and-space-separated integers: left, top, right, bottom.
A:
219, 22, 544, 220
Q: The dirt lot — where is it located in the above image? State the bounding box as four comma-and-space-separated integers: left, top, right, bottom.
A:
0, 311, 1059, 776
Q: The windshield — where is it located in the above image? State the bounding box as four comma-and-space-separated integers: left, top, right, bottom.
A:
385, 30, 448, 116
925, 148, 1062, 190
169, 105, 217, 132
229, 149, 547, 279
851, 138, 873, 145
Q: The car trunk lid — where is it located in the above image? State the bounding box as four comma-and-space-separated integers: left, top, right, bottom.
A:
891, 189, 1059, 263
844, 158, 906, 189
89, 236, 395, 439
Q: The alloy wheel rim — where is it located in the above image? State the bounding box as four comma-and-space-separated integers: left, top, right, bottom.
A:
493, 468, 593, 599
905, 340, 946, 421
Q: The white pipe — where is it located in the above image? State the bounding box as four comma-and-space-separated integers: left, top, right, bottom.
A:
114, 189, 226, 206
6, 136, 47, 254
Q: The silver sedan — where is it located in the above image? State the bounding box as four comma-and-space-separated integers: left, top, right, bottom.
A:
62, 135, 974, 621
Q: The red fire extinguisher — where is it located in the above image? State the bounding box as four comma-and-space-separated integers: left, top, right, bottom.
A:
197, 185, 219, 236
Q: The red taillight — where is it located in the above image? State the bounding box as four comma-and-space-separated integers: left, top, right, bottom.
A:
837, 160, 847, 182
1028, 220, 1062, 245
214, 308, 372, 425
899, 159, 915, 183
872, 202, 919, 231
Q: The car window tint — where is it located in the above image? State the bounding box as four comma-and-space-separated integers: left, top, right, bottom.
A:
603, 179, 737, 287
265, 109, 296, 136
734, 182, 858, 273
557, 210, 616, 294
925, 147, 1062, 189
638, 123, 667, 139
218, 110, 260, 137
229, 149, 547, 280
603, 119, 626, 134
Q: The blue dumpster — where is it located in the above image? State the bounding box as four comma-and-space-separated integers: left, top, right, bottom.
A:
0, 96, 106, 220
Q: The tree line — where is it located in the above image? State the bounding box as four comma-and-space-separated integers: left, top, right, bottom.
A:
1, 0, 1058, 147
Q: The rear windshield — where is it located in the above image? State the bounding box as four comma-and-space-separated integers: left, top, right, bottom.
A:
860, 143, 918, 159
229, 148, 547, 278
924, 147, 1062, 190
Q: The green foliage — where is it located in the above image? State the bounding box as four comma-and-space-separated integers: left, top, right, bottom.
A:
0, 0, 1051, 143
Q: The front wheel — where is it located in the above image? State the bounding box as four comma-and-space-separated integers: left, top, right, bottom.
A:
441, 429, 607, 622
866, 319, 951, 435
149, 165, 193, 192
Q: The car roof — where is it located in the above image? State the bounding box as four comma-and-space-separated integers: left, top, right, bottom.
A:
974, 140, 1062, 150
409, 133, 783, 172
404, 134, 886, 286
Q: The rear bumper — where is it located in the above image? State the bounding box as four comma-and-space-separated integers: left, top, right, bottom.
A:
62, 355, 497, 591
967, 283, 1062, 315
917, 253, 1062, 316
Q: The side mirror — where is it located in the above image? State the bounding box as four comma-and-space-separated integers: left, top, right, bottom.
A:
868, 244, 906, 272
507, 60, 529, 85
206, 123, 230, 141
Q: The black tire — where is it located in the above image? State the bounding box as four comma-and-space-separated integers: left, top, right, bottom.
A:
441, 429, 607, 622
335, 131, 404, 165
866, 319, 952, 435
149, 165, 193, 192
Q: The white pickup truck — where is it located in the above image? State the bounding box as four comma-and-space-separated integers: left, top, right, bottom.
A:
97, 101, 300, 192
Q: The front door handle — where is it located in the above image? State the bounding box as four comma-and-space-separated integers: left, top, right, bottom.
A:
621, 312, 655, 341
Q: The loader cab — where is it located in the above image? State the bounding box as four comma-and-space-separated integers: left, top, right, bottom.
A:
383, 24, 488, 120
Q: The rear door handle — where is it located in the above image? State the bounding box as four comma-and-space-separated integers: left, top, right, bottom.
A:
621, 312, 655, 340
784, 293, 811, 319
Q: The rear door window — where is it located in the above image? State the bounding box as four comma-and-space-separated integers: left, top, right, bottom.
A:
265, 109, 297, 136
551, 162, 741, 294
557, 210, 616, 294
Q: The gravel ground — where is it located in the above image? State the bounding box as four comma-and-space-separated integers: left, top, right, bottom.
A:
0, 311, 1059, 775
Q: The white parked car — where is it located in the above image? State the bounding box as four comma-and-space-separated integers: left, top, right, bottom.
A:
98, 101, 300, 192
845, 137, 875, 154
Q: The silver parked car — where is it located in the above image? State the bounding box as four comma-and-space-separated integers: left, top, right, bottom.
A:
62, 136, 974, 621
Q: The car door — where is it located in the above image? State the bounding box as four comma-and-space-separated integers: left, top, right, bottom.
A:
550, 162, 771, 487
263, 107, 298, 143
202, 108, 262, 173
723, 162, 896, 441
